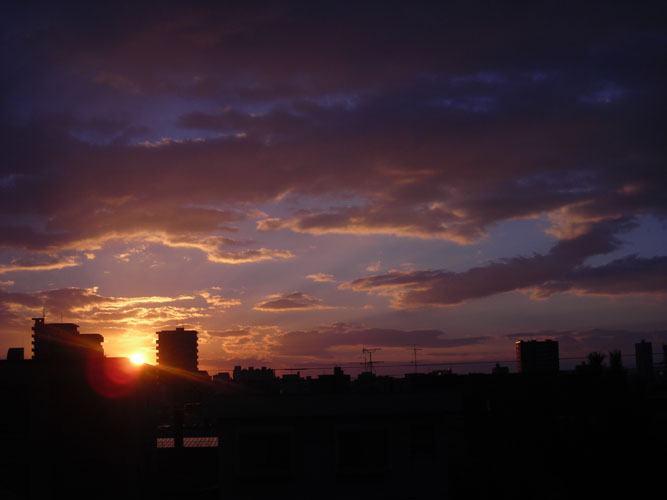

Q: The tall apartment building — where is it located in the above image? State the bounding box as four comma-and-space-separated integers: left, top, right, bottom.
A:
635, 339, 653, 379
156, 327, 198, 372
516, 339, 559, 374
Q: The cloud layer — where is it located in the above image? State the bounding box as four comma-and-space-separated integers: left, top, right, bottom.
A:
2, 2, 665, 264
342, 220, 667, 308
1, 2, 665, 364
0, 286, 240, 333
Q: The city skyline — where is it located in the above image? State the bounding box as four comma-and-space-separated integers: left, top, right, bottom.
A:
1, 2, 666, 371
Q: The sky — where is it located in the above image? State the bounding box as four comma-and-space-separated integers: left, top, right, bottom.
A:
1, 1, 666, 374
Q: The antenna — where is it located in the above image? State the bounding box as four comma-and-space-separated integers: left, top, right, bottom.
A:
362, 348, 381, 374
410, 344, 423, 373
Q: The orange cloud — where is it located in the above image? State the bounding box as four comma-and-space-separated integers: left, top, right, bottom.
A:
306, 273, 336, 283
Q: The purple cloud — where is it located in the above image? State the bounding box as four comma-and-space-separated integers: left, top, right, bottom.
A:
341, 220, 667, 307
254, 292, 333, 311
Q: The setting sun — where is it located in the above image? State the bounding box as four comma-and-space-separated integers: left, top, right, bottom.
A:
129, 353, 145, 365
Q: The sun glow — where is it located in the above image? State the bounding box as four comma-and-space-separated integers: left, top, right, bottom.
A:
129, 353, 145, 365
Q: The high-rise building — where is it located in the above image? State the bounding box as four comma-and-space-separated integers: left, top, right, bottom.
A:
31, 317, 104, 360
156, 327, 198, 372
635, 339, 653, 379
516, 339, 559, 374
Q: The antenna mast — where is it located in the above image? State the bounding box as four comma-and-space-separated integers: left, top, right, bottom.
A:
411, 344, 423, 373
362, 348, 381, 374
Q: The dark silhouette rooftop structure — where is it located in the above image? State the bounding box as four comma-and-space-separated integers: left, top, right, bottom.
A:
635, 339, 653, 379
6, 347, 24, 361
515, 339, 559, 374
156, 327, 198, 372
31, 317, 104, 361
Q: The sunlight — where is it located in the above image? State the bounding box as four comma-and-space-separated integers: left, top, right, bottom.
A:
129, 352, 145, 365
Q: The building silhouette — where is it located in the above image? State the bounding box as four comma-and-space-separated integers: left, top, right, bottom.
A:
2, 320, 157, 499
156, 327, 198, 372
31, 317, 104, 360
635, 339, 653, 379
515, 339, 559, 373
233, 365, 275, 381
6, 347, 24, 361
492, 362, 509, 375
217, 392, 460, 499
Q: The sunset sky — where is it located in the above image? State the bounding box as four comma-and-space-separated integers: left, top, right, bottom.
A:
1, 2, 666, 373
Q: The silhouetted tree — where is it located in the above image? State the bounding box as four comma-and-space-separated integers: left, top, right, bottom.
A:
608, 350, 623, 371
608, 349, 627, 380
587, 351, 606, 370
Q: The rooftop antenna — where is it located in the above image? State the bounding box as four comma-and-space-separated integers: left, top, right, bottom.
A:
411, 344, 423, 373
362, 348, 381, 374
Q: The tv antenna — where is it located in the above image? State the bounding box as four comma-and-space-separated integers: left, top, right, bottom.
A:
410, 344, 423, 373
362, 348, 381, 374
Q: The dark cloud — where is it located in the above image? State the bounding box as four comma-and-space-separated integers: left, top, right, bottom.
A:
273, 325, 490, 358
2, 66, 664, 257
535, 255, 667, 298
254, 292, 331, 311
2, 4, 666, 225
341, 219, 667, 307
0, 2, 664, 296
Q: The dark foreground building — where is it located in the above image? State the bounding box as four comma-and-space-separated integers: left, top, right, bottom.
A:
2, 319, 667, 499
0, 319, 158, 499
515, 339, 559, 373
32, 317, 104, 361
215, 392, 462, 500
156, 327, 198, 372
635, 339, 654, 379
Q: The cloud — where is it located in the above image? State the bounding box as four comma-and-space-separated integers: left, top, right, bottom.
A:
306, 273, 336, 283
366, 261, 382, 272
2, 2, 665, 368
254, 291, 333, 311
207, 248, 294, 264
198, 293, 242, 308
206, 328, 251, 338
341, 219, 667, 308
272, 325, 490, 358
3, 19, 666, 260
93, 72, 141, 94
0, 254, 81, 274
0, 286, 241, 331
203, 321, 491, 363
533, 255, 667, 298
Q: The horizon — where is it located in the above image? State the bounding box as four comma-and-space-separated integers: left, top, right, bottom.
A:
10, 315, 665, 378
